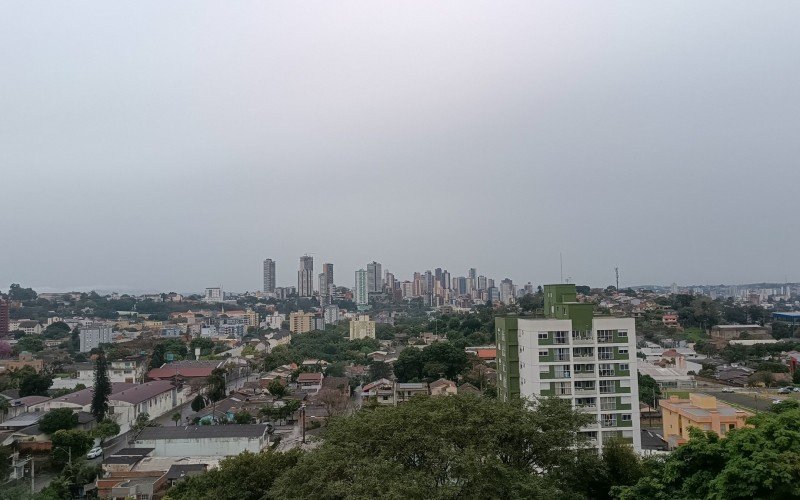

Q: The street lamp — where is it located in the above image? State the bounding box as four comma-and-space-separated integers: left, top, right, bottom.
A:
52, 446, 72, 465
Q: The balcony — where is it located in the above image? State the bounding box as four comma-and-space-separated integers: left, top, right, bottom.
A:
575, 371, 596, 378
573, 353, 594, 361
572, 336, 594, 345
576, 404, 597, 412
575, 388, 596, 395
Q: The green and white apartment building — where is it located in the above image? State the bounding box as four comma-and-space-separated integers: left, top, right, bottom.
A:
496, 284, 641, 450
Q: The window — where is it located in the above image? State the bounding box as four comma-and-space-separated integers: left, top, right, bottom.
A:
554, 348, 570, 361
539, 349, 549, 357
598, 347, 613, 360
599, 363, 615, 377
554, 365, 571, 378
618, 363, 630, 372
538, 332, 548, 340
602, 414, 617, 427
621, 414, 632, 422
618, 347, 628, 355
597, 330, 613, 343
600, 397, 616, 411
554, 331, 568, 344
617, 331, 628, 339
599, 380, 614, 394
575, 381, 595, 391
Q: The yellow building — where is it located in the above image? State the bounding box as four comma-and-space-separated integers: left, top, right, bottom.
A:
349, 314, 376, 340
660, 393, 752, 448
289, 311, 314, 334
245, 309, 260, 329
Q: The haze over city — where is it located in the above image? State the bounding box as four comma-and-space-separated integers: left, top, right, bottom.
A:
3, 1, 800, 292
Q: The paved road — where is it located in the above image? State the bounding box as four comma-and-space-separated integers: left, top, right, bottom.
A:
708, 390, 776, 412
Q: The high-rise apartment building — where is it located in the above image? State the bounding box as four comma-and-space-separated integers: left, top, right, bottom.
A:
468, 268, 477, 289
349, 314, 376, 340
354, 269, 369, 307
322, 263, 334, 291
80, 323, 113, 353
263, 259, 276, 293
496, 284, 641, 450
318, 273, 330, 304
0, 298, 9, 337
204, 287, 224, 303
366, 261, 383, 293
477, 275, 488, 291
289, 311, 315, 334
442, 270, 451, 290
298, 255, 314, 297
384, 272, 396, 295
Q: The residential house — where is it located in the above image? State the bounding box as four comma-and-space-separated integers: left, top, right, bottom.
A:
660, 393, 752, 449
297, 372, 324, 394
361, 379, 394, 405
429, 378, 457, 396
133, 424, 270, 457
395, 382, 428, 403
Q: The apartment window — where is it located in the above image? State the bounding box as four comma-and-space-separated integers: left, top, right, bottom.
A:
618, 347, 628, 355
575, 381, 595, 391
539, 349, 549, 357
602, 414, 617, 427
599, 380, 614, 394
621, 414, 632, 422
618, 331, 628, 339
556, 382, 572, 395
574, 347, 594, 358
600, 397, 616, 411
597, 330, 613, 343
576, 397, 595, 407
536, 332, 547, 341
554, 348, 570, 361
618, 363, 630, 372
599, 364, 615, 377
554, 365, 571, 378
554, 331, 568, 344
598, 347, 613, 360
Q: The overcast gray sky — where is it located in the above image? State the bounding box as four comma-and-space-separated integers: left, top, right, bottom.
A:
1, 2, 799, 293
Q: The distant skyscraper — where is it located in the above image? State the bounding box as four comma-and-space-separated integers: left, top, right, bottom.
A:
424, 270, 434, 294
354, 269, 369, 306
319, 273, 330, 304
468, 268, 477, 289
385, 271, 396, 294
263, 259, 276, 293
442, 270, 451, 289
477, 275, 488, 291
435, 268, 443, 287
367, 261, 383, 293
298, 255, 314, 297
323, 263, 334, 289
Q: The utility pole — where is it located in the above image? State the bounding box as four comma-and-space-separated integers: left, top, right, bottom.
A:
300, 403, 306, 444
615, 267, 619, 290
30, 455, 34, 494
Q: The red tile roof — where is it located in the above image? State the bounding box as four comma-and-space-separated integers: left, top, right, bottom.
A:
476, 349, 496, 360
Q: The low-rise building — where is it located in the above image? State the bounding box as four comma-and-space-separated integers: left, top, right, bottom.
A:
395, 382, 429, 403
110, 381, 178, 433
297, 372, 324, 394
134, 424, 270, 457
361, 378, 394, 405
79, 324, 113, 352
709, 325, 771, 348
0, 352, 44, 373
429, 378, 457, 396
659, 393, 752, 449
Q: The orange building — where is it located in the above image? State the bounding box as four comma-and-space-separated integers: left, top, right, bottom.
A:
659, 393, 752, 449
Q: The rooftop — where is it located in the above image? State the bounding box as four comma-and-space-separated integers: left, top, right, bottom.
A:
111, 381, 175, 405
136, 424, 269, 440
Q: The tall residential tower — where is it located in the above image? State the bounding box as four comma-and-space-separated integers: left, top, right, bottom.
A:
298, 255, 314, 297
263, 259, 276, 293
496, 283, 641, 450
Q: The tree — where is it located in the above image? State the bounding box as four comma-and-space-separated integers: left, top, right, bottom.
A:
268, 379, 287, 398
368, 360, 392, 381
616, 407, 800, 499
637, 373, 661, 405
51, 429, 94, 465
172, 412, 182, 426
91, 349, 112, 421
14, 335, 44, 353
191, 394, 207, 412
92, 419, 121, 443
270, 395, 594, 499
39, 408, 79, 434
18, 370, 52, 397
43, 321, 71, 339
233, 410, 254, 424
207, 367, 227, 402
9, 283, 37, 302
0, 340, 12, 358
166, 450, 302, 500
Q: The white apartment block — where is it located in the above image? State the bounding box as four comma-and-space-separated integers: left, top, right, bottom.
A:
516, 316, 641, 451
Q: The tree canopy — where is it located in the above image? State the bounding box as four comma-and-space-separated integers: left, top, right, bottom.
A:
39, 408, 79, 434
393, 342, 469, 382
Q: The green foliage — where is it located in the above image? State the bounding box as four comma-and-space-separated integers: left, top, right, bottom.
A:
91, 350, 112, 421
368, 360, 392, 380
165, 450, 302, 500
616, 408, 800, 499
51, 429, 94, 465
394, 342, 469, 382
267, 379, 287, 398
191, 394, 207, 412
9, 284, 37, 302
14, 335, 44, 353
39, 408, 79, 434
271, 395, 593, 499
36, 461, 100, 499
42, 321, 71, 339
92, 419, 121, 442
207, 368, 227, 402
233, 410, 254, 424
171, 412, 182, 426
18, 370, 52, 397
756, 361, 789, 373
638, 373, 662, 404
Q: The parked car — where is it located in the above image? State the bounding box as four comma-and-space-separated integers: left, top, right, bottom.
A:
86, 447, 103, 459
720, 388, 734, 393
778, 387, 793, 394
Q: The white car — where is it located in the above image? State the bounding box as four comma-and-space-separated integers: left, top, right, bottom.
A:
86, 447, 103, 459
720, 388, 734, 393
772, 399, 783, 405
